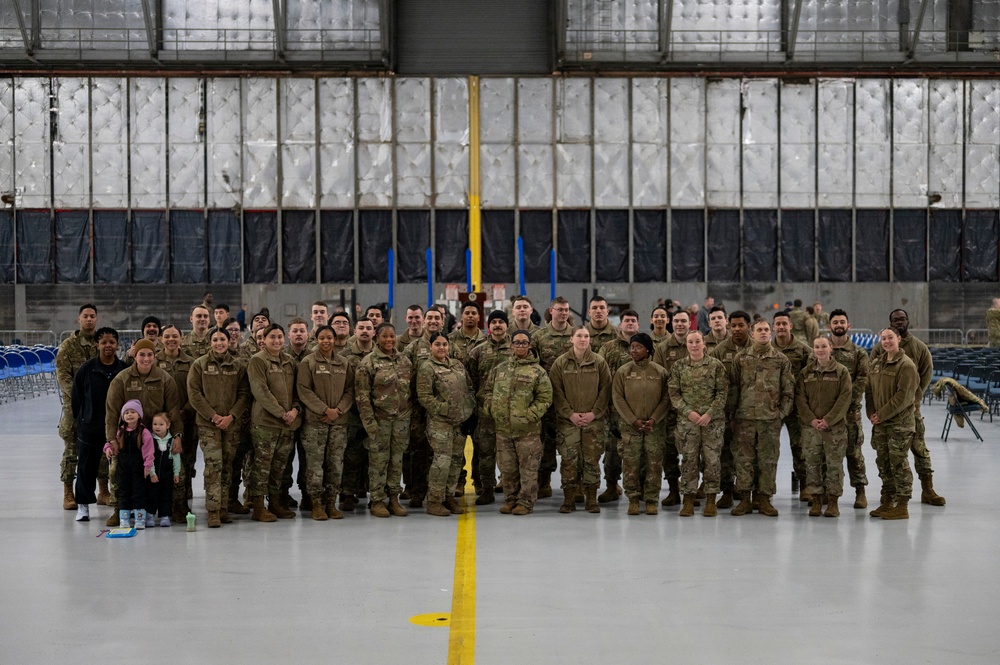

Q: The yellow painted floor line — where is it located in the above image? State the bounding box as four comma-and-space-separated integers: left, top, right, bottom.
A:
447, 437, 477, 665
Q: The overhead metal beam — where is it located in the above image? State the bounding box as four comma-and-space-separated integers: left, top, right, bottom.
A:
908, 0, 933, 59
660, 0, 675, 60
786, 0, 804, 60
139, 0, 158, 57
271, 0, 286, 57
10, 0, 32, 55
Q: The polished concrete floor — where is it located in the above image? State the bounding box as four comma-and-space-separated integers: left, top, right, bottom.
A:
2, 393, 999, 664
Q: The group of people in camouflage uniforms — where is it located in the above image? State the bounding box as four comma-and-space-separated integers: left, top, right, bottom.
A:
56, 295, 946, 527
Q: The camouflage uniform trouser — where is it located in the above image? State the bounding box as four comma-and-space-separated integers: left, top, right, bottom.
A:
910, 411, 934, 480
539, 408, 558, 475
249, 425, 294, 499
803, 424, 847, 498
198, 426, 239, 512
660, 410, 680, 482
677, 418, 724, 495
556, 422, 604, 490
844, 411, 868, 487
784, 411, 805, 484
59, 408, 78, 483
367, 417, 409, 502
301, 423, 349, 500
426, 419, 465, 504
621, 425, 665, 503
602, 415, 622, 486
871, 421, 915, 500
403, 410, 431, 499
475, 414, 498, 488
281, 429, 307, 495
341, 424, 369, 497
734, 419, 782, 496
496, 431, 542, 509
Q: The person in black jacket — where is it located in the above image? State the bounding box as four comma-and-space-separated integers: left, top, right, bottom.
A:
70, 327, 128, 522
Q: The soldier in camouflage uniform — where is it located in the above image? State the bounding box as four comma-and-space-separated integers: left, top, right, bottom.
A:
396, 305, 425, 351
596, 309, 640, 502
402, 308, 446, 507
417, 333, 476, 517
511, 295, 540, 334
650, 305, 670, 344
585, 296, 618, 352
729, 319, 794, 517
550, 328, 612, 513
280, 318, 311, 511
246, 324, 303, 523
652, 310, 691, 507
771, 311, 812, 500
181, 304, 212, 360
988, 298, 1000, 347
789, 299, 819, 345
709, 310, 752, 508
866, 328, 920, 520
338, 318, 376, 510
57, 304, 99, 509
668, 332, 728, 517
870, 309, 945, 507
612, 333, 670, 516
187, 328, 250, 527
156, 325, 198, 521
297, 325, 355, 520
828, 309, 871, 509
532, 297, 574, 499
703, 306, 730, 353
355, 324, 413, 518
485, 330, 552, 515
796, 336, 852, 517
448, 302, 486, 492
466, 311, 514, 504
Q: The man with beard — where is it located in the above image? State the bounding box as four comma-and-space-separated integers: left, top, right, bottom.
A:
828, 309, 870, 508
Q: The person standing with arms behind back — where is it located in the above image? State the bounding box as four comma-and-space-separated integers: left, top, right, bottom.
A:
57, 304, 99, 510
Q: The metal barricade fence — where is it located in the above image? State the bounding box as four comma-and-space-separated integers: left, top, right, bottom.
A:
965, 329, 991, 347
0, 330, 58, 347
910, 329, 965, 347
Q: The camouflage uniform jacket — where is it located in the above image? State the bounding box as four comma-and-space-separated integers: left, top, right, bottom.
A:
355, 347, 414, 435
339, 338, 374, 371
598, 336, 632, 377
155, 350, 195, 415
789, 309, 811, 343
650, 330, 670, 344
238, 338, 260, 361
795, 359, 852, 427
772, 334, 812, 380
181, 331, 211, 360
466, 335, 514, 414
532, 323, 573, 372
703, 331, 729, 354
731, 342, 794, 422
448, 328, 486, 365
988, 308, 1000, 346
417, 356, 476, 424
296, 350, 355, 426
865, 351, 919, 427
710, 336, 751, 415
187, 350, 251, 428
404, 332, 435, 371
57, 330, 97, 405
611, 359, 671, 427
287, 346, 310, 364
549, 349, 612, 423
667, 355, 728, 421
870, 334, 932, 408
397, 328, 423, 352
105, 365, 182, 440
831, 338, 870, 413
585, 321, 618, 354
652, 334, 689, 375
247, 350, 302, 430
485, 355, 552, 438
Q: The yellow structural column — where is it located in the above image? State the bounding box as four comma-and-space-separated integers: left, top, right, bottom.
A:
468, 76, 482, 292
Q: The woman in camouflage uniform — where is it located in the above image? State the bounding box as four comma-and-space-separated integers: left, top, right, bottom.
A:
157, 324, 197, 521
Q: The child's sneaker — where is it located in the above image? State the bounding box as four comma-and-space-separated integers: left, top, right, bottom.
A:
159, 516, 171, 528
145, 513, 156, 528
134, 509, 146, 530
119, 509, 131, 527
75, 505, 89, 522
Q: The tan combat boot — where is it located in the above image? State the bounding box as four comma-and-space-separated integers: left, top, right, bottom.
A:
920, 477, 946, 506
370, 500, 391, 518
105, 510, 120, 527
881, 499, 909, 520
325, 496, 343, 520
559, 487, 577, 513
388, 496, 409, 516
869, 494, 894, 518
207, 511, 221, 528
854, 487, 867, 509
731, 492, 753, 516
598, 483, 622, 503
645, 501, 658, 515
661, 479, 680, 507
444, 497, 465, 515
758, 494, 779, 517
716, 489, 734, 509
511, 504, 532, 515
96, 478, 111, 506
585, 486, 600, 514
268, 495, 296, 519
219, 507, 233, 524
426, 502, 451, 517
311, 500, 329, 521
824, 496, 840, 517
809, 496, 823, 517
703, 494, 718, 517
229, 499, 251, 515
251, 497, 277, 523
627, 498, 641, 516
678, 495, 695, 517
63, 482, 77, 510
499, 499, 517, 514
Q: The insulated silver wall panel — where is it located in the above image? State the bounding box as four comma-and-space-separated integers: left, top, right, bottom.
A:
396, 143, 432, 207
169, 78, 205, 208
672, 0, 782, 54
705, 79, 739, 208
816, 79, 853, 208
481, 144, 516, 208
357, 79, 392, 207
318, 78, 355, 208
14, 79, 50, 209
854, 80, 890, 208
974, 0, 1000, 46
53, 78, 90, 208
518, 79, 553, 144
280, 79, 316, 209
928, 80, 963, 209
556, 144, 591, 207
479, 78, 515, 208
631, 79, 667, 207
242, 78, 278, 208
91, 78, 127, 208
480, 78, 514, 144
670, 78, 706, 207
780, 81, 816, 208
565, 0, 659, 51
205, 78, 239, 208
892, 79, 929, 208
0, 5, 23, 48
163, 1, 217, 50
518, 79, 554, 208
287, 0, 382, 49
395, 79, 432, 206
130, 78, 167, 209
520, 144, 554, 208
966, 81, 1000, 208
396, 79, 431, 144
556, 79, 591, 207
594, 78, 629, 207
594, 143, 629, 207
434, 78, 469, 207
0, 80, 13, 199
557, 79, 592, 143
742, 79, 778, 208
